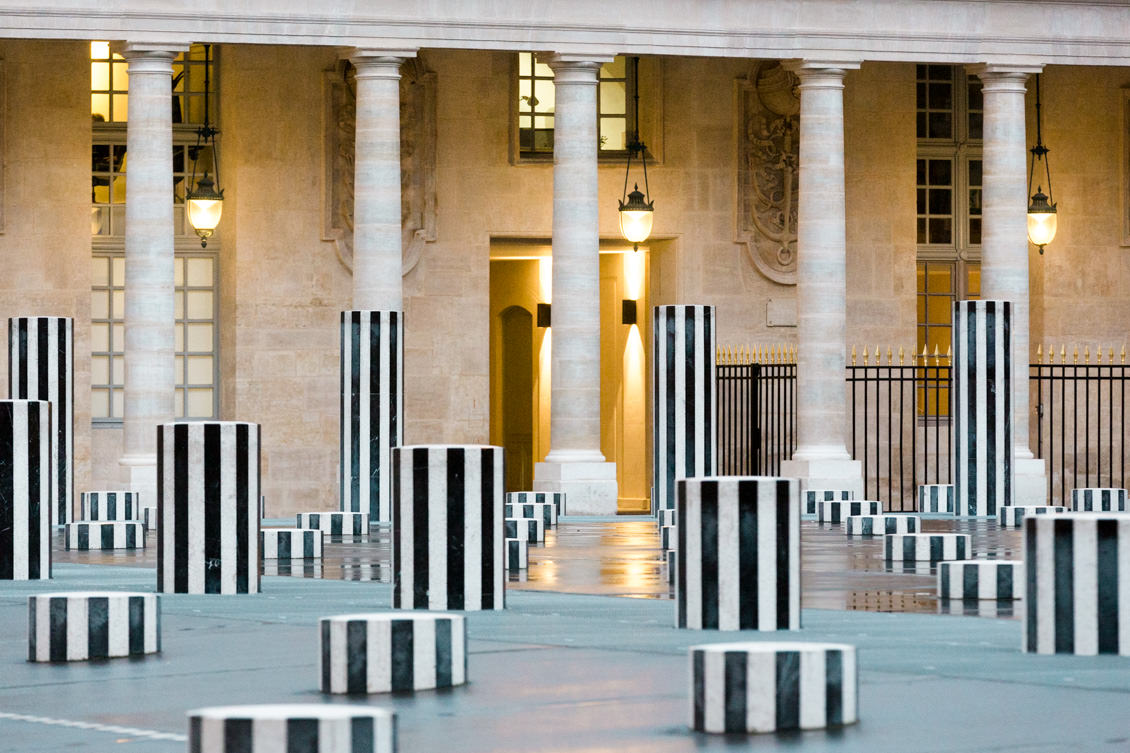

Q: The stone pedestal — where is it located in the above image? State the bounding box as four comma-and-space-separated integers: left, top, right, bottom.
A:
188, 705, 395, 753
1071, 488, 1128, 512
261, 529, 323, 559
938, 560, 1023, 600
802, 488, 853, 516
884, 533, 971, 562
780, 457, 864, 500
28, 592, 160, 662
65, 521, 145, 550
0, 400, 51, 580
8, 316, 73, 526
533, 459, 617, 515
156, 421, 261, 594
80, 491, 141, 521
652, 305, 717, 515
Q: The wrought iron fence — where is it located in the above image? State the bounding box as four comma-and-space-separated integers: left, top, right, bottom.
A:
716, 346, 796, 476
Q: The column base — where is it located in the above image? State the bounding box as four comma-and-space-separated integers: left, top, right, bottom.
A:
121, 454, 157, 509
1013, 456, 1048, 506
533, 461, 618, 515
779, 457, 864, 499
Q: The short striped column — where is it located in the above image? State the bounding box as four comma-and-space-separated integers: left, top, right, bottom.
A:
28, 592, 159, 661
505, 538, 528, 570
677, 476, 800, 631
803, 489, 853, 516
1024, 513, 1130, 655
188, 705, 395, 753
818, 500, 881, 524
845, 514, 919, 536
658, 508, 677, 527
1, 400, 51, 580
507, 491, 565, 516
141, 506, 158, 531
156, 422, 261, 595
340, 311, 403, 524
504, 517, 544, 543
689, 642, 857, 733
953, 300, 1012, 516
261, 529, 323, 559
1071, 488, 1128, 512
938, 560, 1023, 600
80, 491, 141, 521
666, 549, 677, 584
65, 521, 144, 550
661, 524, 677, 551
883, 533, 971, 562
998, 505, 1065, 527
8, 317, 73, 526
918, 484, 955, 513
320, 612, 466, 694
393, 445, 505, 611
505, 502, 556, 528
297, 511, 370, 536
652, 305, 716, 515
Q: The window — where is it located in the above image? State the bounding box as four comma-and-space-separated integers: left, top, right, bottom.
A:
516, 53, 633, 158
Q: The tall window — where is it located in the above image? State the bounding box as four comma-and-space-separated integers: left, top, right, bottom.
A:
90, 42, 220, 422
516, 53, 633, 158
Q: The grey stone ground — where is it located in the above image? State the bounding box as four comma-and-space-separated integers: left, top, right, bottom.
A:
1, 520, 1128, 752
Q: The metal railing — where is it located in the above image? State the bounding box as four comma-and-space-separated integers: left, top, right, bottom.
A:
716, 346, 796, 476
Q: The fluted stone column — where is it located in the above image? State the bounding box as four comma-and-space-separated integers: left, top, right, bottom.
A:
119, 44, 187, 505
973, 64, 1047, 504
532, 53, 618, 515
779, 60, 863, 497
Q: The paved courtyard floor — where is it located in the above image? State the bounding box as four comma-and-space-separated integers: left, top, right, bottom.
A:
1, 517, 1126, 751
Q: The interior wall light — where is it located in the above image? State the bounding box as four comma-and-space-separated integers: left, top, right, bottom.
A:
621, 299, 637, 326
186, 44, 224, 248
537, 302, 552, 328
1027, 73, 1057, 254
618, 56, 654, 251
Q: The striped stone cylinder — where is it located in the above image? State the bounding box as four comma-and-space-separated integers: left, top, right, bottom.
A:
1071, 488, 1128, 512
340, 310, 403, 524
844, 514, 919, 536
505, 538, 528, 570
938, 560, 1023, 600
677, 476, 800, 631
188, 705, 395, 753
918, 484, 956, 513
65, 521, 145, 550
507, 491, 565, 516
818, 500, 881, 524
953, 300, 1012, 516
320, 612, 466, 694
1024, 513, 1130, 655
658, 508, 677, 527
998, 505, 1066, 527
803, 488, 853, 516
660, 524, 677, 550
883, 533, 971, 562
504, 516, 544, 543
80, 490, 140, 521
156, 422, 261, 595
8, 317, 73, 526
28, 592, 160, 662
141, 506, 158, 531
393, 445, 504, 611
652, 305, 716, 515
505, 501, 556, 528
689, 642, 857, 733
1, 400, 51, 580
297, 511, 370, 535
261, 528, 323, 559
667, 549, 677, 584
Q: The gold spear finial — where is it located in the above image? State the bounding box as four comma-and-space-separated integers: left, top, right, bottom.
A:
898, 346, 905, 366
946, 344, 952, 364
1073, 345, 1079, 364
874, 346, 881, 366
1036, 344, 1043, 362
932, 343, 940, 364
1085, 345, 1091, 363
1097, 345, 1103, 363
863, 346, 869, 366
1122, 345, 1126, 364
851, 344, 857, 366
1060, 345, 1066, 363
887, 346, 893, 365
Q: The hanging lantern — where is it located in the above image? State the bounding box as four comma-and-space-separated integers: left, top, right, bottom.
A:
618, 57, 654, 251
186, 44, 224, 248
1026, 73, 1056, 254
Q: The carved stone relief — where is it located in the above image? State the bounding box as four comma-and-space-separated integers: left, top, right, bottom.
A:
737, 61, 800, 285
323, 57, 437, 276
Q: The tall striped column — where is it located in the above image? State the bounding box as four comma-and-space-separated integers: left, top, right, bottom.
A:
652, 305, 716, 515
393, 445, 504, 611
156, 422, 261, 594
340, 310, 403, 522
953, 300, 1012, 516
0, 400, 52, 580
8, 317, 73, 526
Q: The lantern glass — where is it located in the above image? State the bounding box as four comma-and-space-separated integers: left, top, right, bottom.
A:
188, 197, 222, 233
1027, 209, 1057, 248
619, 208, 653, 244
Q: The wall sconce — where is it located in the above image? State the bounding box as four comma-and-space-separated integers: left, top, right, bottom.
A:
621, 299, 637, 326
537, 303, 551, 328
1027, 73, 1057, 254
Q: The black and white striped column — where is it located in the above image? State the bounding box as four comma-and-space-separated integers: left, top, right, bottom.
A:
156, 421, 261, 594
652, 305, 716, 515
297, 511, 370, 535
938, 560, 1023, 600
1071, 488, 1128, 512
918, 484, 956, 514
340, 310, 403, 523
661, 524, 677, 551
658, 508, 677, 527
320, 612, 466, 694
505, 538, 528, 570
803, 489, 853, 516
689, 641, 857, 733
1, 400, 51, 580
666, 549, 677, 584
28, 592, 160, 661
65, 521, 144, 550
883, 533, 971, 562
1024, 513, 1130, 655
844, 514, 919, 536
8, 317, 73, 526
818, 500, 881, 524
188, 705, 395, 753
998, 505, 1065, 527
80, 491, 140, 521
142, 506, 158, 531
505, 501, 556, 528
507, 491, 565, 516
676, 476, 800, 631
393, 445, 505, 611
261, 529, 323, 559
953, 300, 1012, 516
504, 516, 544, 543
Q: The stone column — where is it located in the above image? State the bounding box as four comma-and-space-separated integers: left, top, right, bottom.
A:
779, 60, 863, 496
119, 44, 188, 506
972, 64, 1047, 504
532, 53, 618, 515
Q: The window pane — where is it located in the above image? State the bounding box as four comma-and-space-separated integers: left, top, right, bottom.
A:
926, 296, 951, 325
926, 265, 953, 293
175, 293, 184, 320
175, 355, 184, 386
110, 290, 124, 318
186, 323, 212, 351
928, 188, 951, 215
113, 62, 128, 90
174, 257, 185, 286
111, 390, 123, 419
969, 218, 982, 245
927, 112, 951, 139
175, 390, 185, 418
91, 257, 109, 286
92, 323, 110, 351
112, 94, 128, 122
602, 56, 626, 78
600, 81, 626, 115
928, 82, 952, 110
187, 290, 213, 318
928, 217, 952, 244
518, 52, 532, 77
91, 291, 109, 320
111, 356, 124, 384
91, 93, 110, 122
91, 355, 110, 385
600, 118, 626, 151
91, 389, 110, 418
187, 355, 213, 384
927, 160, 952, 186
187, 258, 213, 286
916, 217, 927, 244
186, 388, 213, 418
111, 323, 123, 347
175, 326, 184, 352
966, 264, 981, 298
111, 257, 125, 286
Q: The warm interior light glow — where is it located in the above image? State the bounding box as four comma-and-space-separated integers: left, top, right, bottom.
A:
619, 209, 654, 245
90, 41, 110, 59
623, 251, 645, 300
1027, 210, 1057, 248
538, 257, 552, 303
187, 198, 222, 233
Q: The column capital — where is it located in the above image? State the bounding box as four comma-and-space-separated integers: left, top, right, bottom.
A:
115, 41, 189, 69
347, 47, 417, 78
969, 63, 1043, 90
542, 53, 613, 82
783, 59, 861, 87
